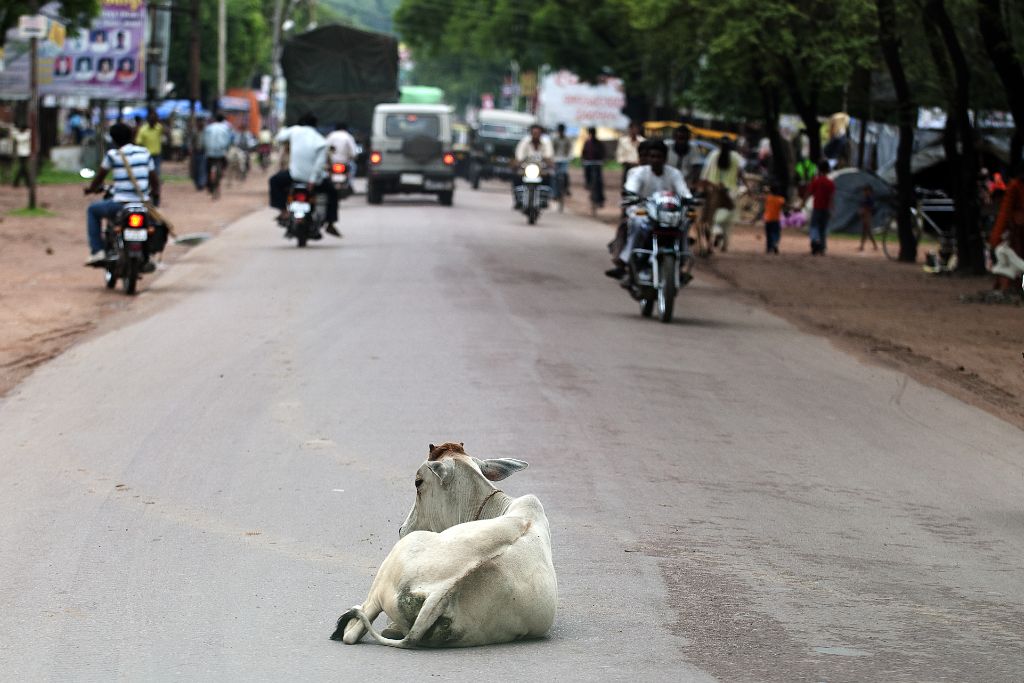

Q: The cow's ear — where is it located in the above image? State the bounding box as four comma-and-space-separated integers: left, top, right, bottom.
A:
429, 443, 435, 452
475, 458, 529, 481
426, 459, 454, 485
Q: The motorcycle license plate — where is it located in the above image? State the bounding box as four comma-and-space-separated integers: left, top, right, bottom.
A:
524, 177, 542, 184
123, 228, 148, 242
400, 173, 423, 185
331, 173, 348, 183
289, 201, 311, 214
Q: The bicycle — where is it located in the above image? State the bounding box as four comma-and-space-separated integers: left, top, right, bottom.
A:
881, 187, 956, 271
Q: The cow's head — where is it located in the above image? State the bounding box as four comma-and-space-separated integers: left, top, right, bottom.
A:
398, 442, 528, 537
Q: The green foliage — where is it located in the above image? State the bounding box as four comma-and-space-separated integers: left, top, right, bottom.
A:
167, 0, 271, 102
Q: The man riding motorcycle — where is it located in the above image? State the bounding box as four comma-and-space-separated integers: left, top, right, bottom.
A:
268, 113, 340, 238
512, 124, 554, 208
83, 122, 161, 267
611, 139, 693, 280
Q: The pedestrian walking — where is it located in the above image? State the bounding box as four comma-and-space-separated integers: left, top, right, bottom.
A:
581, 127, 606, 211
763, 184, 785, 254
0, 126, 13, 184
11, 126, 31, 188
190, 119, 207, 191
806, 160, 835, 255
859, 185, 878, 252
616, 121, 644, 187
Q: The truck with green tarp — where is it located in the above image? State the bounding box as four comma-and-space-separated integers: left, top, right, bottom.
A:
280, 24, 399, 137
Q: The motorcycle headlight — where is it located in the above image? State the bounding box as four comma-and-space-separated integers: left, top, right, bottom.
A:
524, 163, 541, 180
659, 210, 683, 228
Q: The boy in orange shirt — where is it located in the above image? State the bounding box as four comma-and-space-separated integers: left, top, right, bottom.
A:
763, 184, 786, 254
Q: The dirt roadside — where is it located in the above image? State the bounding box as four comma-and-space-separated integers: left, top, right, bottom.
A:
562, 168, 1024, 430
0, 161, 267, 396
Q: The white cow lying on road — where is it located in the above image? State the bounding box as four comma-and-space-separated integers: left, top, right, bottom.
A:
330, 442, 557, 648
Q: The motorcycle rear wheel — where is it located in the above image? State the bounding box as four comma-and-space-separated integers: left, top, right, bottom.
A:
658, 255, 677, 323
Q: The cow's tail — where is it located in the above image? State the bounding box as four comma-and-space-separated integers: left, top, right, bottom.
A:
331, 607, 413, 648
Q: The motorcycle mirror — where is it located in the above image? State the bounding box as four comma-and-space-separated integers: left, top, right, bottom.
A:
79, 168, 96, 179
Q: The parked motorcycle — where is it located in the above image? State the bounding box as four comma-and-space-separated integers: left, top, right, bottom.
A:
514, 162, 551, 225
280, 183, 326, 247
622, 192, 698, 323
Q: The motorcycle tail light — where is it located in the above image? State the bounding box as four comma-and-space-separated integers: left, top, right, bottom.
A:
127, 213, 145, 228
293, 191, 308, 202
332, 163, 346, 174
370, 151, 382, 165
442, 153, 455, 166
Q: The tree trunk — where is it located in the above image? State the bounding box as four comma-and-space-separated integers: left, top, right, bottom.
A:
925, 0, 985, 274
877, 0, 918, 262
781, 58, 822, 162
977, 0, 1024, 173
754, 67, 790, 198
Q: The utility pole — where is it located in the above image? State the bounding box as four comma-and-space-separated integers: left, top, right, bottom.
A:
268, 0, 286, 132
188, 0, 199, 127
217, 0, 226, 103
27, 33, 39, 210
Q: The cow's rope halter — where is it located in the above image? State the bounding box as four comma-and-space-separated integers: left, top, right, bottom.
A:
474, 488, 503, 521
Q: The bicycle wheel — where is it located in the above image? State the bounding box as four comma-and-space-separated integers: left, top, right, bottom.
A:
882, 212, 922, 261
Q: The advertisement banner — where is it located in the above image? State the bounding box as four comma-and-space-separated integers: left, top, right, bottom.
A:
0, 0, 147, 100
537, 70, 629, 130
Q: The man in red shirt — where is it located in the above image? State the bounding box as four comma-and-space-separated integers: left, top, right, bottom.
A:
806, 161, 835, 255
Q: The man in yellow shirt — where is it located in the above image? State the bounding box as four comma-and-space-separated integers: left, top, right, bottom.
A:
134, 109, 164, 176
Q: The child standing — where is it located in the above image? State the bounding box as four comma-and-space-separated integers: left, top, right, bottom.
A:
763, 185, 785, 254
859, 185, 878, 251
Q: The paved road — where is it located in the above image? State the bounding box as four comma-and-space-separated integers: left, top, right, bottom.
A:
1, 183, 1022, 681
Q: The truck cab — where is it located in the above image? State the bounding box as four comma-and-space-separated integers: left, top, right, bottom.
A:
367, 103, 456, 206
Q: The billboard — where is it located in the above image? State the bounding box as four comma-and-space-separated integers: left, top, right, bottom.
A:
0, 0, 147, 100
537, 70, 629, 130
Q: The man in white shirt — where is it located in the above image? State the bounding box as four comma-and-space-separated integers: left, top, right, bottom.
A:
513, 124, 554, 208
269, 112, 340, 237
551, 123, 574, 198
615, 121, 645, 187
514, 124, 554, 165
325, 121, 359, 170
615, 139, 692, 276
699, 136, 745, 250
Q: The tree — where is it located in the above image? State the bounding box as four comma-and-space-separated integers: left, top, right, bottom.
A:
166, 0, 271, 105
877, 0, 919, 262
922, 0, 986, 273
0, 0, 99, 49
977, 0, 1024, 173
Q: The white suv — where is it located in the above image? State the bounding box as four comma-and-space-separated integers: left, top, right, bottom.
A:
367, 103, 456, 206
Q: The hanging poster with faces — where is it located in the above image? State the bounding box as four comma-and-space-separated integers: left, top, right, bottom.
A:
0, 0, 146, 98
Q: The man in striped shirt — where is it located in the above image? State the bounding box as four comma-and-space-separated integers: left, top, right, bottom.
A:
83, 123, 160, 265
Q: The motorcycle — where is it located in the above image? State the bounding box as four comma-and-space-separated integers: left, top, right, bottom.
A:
86, 185, 166, 295
257, 143, 272, 172
514, 162, 551, 225
622, 192, 698, 323
331, 161, 353, 199
281, 182, 326, 248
